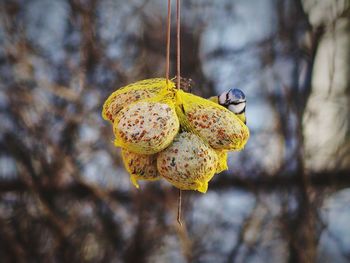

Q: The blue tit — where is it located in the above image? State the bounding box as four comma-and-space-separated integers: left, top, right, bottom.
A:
209, 88, 247, 124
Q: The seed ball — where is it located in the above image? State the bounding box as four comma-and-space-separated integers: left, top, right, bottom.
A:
121, 149, 159, 188
157, 132, 219, 193
114, 101, 180, 154
186, 105, 249, 150
103, 88, 160, 123
102, 78, 174, 123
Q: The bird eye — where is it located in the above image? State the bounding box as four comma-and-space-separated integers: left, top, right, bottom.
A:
231, 101, 245, 105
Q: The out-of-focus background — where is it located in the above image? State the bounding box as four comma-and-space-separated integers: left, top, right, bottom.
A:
0, 0, 349, 262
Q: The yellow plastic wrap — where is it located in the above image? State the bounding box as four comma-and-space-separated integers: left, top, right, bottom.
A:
175, 90, 249, 151
102, 78, 175, 123
121, 149, 159, 188
157, 132, 219, 193
113, 97, 180, 155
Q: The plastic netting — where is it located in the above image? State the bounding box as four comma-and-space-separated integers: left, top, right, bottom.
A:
102, 78, 249, 192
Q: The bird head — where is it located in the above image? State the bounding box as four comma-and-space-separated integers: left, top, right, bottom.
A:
218, 88, 247, 123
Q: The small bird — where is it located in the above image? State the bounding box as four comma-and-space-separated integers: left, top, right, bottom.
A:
209, 88, 247, 124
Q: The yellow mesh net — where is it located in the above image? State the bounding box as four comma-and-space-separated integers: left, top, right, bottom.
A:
102, 78, 250, 192
215, 150, 228, 173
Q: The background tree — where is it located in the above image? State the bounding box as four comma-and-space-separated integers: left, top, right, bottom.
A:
0, 0, 349, 262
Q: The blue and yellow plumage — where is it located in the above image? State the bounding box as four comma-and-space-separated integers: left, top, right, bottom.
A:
209, 88, 247, 124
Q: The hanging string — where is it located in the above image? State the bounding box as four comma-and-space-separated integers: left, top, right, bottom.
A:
165, 0, 172, 83
165, 0, 182, 226
176, 0, 183, 226
176, 0, 181, 89
177, 189, 182, 226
